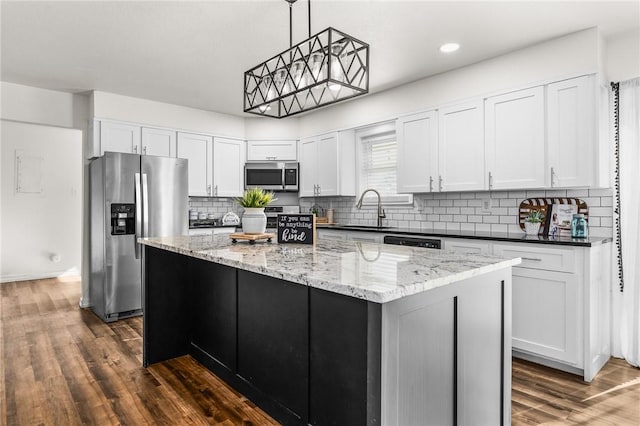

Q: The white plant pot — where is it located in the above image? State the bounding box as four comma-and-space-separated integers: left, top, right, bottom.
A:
242, 207, 267, 234
524, 221, 541, 236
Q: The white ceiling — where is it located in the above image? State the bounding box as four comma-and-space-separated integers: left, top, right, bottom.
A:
1, 1, 638, 118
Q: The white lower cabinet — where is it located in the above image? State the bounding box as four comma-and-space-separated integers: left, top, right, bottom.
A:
445, 238, 610, 381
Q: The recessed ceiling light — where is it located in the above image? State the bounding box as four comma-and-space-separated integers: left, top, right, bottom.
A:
440, 43, 460, 53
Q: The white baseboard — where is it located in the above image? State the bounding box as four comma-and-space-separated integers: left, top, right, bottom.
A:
0, 268, 81, 284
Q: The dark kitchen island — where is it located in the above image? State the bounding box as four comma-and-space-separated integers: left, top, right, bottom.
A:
139, 234, 519, 426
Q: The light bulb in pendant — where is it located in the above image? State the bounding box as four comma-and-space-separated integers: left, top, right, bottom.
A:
329, 44, 344, 91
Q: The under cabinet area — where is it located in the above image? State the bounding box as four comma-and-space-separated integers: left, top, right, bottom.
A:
246, 140, 297, 161
299, 131, 356, 197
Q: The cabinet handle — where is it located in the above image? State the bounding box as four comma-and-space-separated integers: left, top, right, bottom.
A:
521, 257, 543, 262
317, 185, 321, 196
214, 185, 218, 196
143, 146, 147, 155
133, 145, 138, 154
207, 184, 211, 195
550, 167, 556, 187
438, 175, 443, 192
488, 171, 493, 190
429, 176, 434, 192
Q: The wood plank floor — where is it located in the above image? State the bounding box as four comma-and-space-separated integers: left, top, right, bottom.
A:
2, 277, 639, 425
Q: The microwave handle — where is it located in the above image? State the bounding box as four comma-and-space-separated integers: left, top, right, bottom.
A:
281, 168, 286, 189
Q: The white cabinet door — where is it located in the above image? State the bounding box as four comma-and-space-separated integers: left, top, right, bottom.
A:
511, 267, 581, 366
442, 238, 491, 255
213, 137, 245, 197
299, 137, 318, 197
439, 100, 485, 192
316, 133, 339, 196
547, 76, 595, 188
100, 121, 141, 155
141, 127, 176, 157
397, 111, 438, 193
246, 140, 297, 161
177, 132, 213, 197
485, 87, 545, 190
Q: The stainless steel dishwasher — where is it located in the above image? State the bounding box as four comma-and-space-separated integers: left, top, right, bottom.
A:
383, 235, 442, 249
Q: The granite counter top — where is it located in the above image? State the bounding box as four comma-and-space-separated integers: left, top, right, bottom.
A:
139, 235, 520, 303
317, 225, 612, 247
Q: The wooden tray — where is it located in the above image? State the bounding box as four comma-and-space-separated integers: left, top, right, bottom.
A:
518, 198, 589, 232
229, 232, 275, 244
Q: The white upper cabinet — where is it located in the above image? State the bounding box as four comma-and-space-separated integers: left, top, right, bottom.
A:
439, 100, 485, 192
141, 127, 176, 157
246, 140, 297, 161
100, 121, 141, 156
177, 132, 213, 197
485, 86, 545, 190
397, 111, 438, 193
299, 131, 356, 197
547, 75, 604, 188
213, 137, 245, 197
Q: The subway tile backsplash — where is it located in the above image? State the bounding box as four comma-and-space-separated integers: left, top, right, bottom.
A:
299, 188, 614, 238
192, 189, 613, 238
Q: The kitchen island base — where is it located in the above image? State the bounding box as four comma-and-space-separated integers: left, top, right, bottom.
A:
143, 245, 512, 425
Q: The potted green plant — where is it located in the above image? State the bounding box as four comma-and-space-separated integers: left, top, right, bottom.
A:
236, 187, 276, 234
524, 209, 545, 235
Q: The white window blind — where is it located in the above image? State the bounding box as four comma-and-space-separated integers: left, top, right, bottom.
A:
360, 134, 397, 195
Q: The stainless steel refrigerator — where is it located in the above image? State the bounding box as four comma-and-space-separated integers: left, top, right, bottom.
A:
89, 152, 188, 322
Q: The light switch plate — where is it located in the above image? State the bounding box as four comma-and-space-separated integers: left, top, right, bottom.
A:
482, 198, 492, 212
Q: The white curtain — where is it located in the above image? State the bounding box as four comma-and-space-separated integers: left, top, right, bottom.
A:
612, 77, 640, 366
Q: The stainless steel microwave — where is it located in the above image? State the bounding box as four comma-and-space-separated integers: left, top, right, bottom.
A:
245, 162, 299, 192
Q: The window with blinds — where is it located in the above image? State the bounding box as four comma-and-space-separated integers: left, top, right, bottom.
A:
358, 126, 412, 205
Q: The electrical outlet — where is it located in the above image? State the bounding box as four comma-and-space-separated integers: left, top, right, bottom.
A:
482, 198, 493, 212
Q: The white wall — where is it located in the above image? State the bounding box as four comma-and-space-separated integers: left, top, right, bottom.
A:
605, 28, 640, 82
244, 116, 299, 140
0, 120, 82, 282
92, 91, 246, 138
1, 82, 89, 297
297, 28, 601, 136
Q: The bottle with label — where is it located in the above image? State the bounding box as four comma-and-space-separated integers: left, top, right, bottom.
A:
571, 214, 588, 238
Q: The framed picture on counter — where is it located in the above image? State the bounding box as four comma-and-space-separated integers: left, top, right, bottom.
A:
546, 203, 578, 237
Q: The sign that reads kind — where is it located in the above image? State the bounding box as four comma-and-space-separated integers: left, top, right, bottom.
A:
277, 214, 315, 245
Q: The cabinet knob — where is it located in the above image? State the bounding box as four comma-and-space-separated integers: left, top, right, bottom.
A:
438, 175, 443, 192
550, 167, 556, 187
488, 172, 493, 190
207, 184, 211, 195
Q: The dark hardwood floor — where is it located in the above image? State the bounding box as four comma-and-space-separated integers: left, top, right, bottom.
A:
2, 277, 639, 425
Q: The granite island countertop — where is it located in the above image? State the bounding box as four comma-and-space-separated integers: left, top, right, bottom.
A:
139, 234, 521, 303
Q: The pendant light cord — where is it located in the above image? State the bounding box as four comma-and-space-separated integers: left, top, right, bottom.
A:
611, 81, 624, 293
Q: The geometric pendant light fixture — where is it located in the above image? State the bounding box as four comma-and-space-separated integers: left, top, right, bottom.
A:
244, 0, 369, 118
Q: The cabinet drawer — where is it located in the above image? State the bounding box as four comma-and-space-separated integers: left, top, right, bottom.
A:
493, 243, 575, 273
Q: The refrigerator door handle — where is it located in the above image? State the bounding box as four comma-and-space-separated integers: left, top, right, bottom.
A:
142, 173, 149, 239
134, 173, 142, 259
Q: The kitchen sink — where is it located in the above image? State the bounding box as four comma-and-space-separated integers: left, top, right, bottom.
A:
339, 225, 392, 230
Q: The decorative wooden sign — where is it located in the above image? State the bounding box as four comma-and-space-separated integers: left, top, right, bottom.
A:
277, 214, 316, 245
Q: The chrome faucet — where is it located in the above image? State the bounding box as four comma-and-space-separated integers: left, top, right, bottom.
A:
356, 188, 386, 227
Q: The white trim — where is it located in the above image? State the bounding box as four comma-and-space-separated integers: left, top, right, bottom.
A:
0, 268, 80, 284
